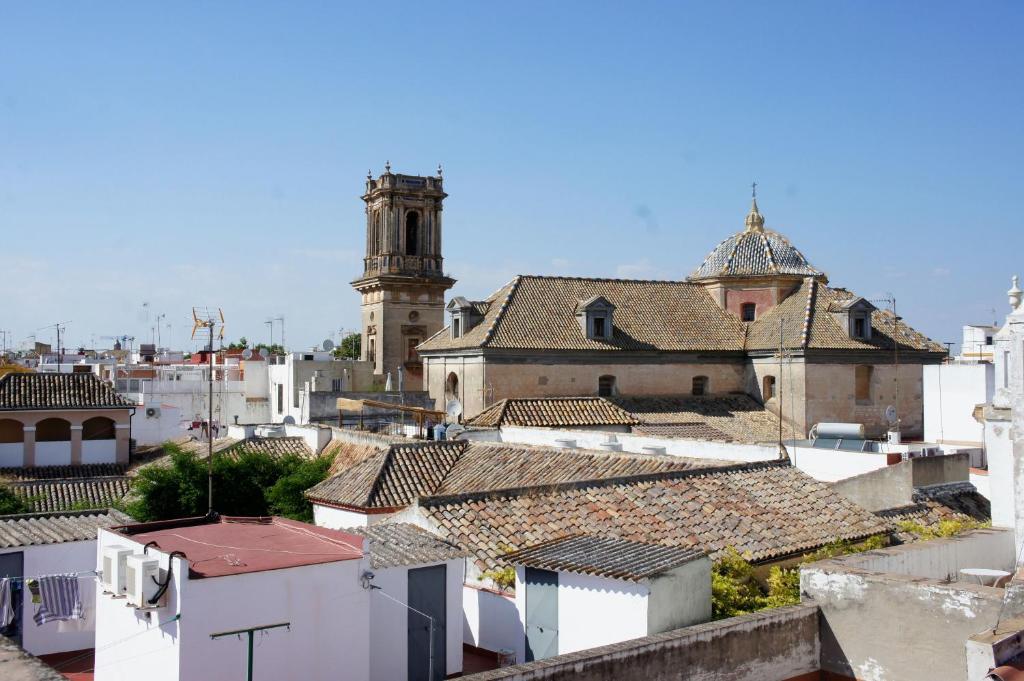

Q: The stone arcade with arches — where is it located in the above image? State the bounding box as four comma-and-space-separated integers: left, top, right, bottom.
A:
0, 372, 134, 467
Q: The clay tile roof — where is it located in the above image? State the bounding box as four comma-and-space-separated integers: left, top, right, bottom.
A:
0, 373, 134, 410
348, 523, 467, 569
746, 280, 945, 353
219, 436, 315, 461
505, 534, 706, 582
467, 397, 640, 428
419, 461, 891, 573
418, 276, 747, 353
0, 464, 128, 481
9, 477, 132, 513
0, 508, 133, 548
306, 440, 706, 511
877, 481, 991, 541
612, 395, 781, 443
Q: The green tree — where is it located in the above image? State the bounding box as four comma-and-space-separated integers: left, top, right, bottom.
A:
226, 337, 249, 351
332, 333, 361, 360
711, 548, 767, 618
126, 442, 334, 522
253, 343, 286, 357
0, 485, 30, 515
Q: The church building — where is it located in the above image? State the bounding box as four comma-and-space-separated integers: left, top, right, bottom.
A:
412, 191, 946, 438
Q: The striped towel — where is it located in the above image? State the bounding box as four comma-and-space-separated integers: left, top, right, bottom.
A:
33, 575, 82, 625
0, 578, 13, 628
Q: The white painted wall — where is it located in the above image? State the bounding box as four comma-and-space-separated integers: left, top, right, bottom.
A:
923, 363, 993, 446
468, 426, 778, 462
283, 423, 331, 454
35, 442, 71, 466
646, 558, 712, 634
0, 540, 98, 656
0, 442, 23, 467
82, 439, 116, 464
94, 529, 372, 681
370, 559, 464, 680
787, 446, 891, 482
131, 402, 185, 446
309, 501, 393, 528
462, 585, 521, 657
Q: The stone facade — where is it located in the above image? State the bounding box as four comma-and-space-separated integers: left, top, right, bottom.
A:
351, 165, 455, 391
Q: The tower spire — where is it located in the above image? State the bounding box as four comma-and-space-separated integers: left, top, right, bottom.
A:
745, 183, 764, 232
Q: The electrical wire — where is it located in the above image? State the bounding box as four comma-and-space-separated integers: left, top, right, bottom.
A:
50, 613, 181, 671
0, 570, 97, 585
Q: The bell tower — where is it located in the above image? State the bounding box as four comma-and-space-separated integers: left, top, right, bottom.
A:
351, 163, 455, 390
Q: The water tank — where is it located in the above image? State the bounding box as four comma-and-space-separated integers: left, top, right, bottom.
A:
812, 423, 865, 439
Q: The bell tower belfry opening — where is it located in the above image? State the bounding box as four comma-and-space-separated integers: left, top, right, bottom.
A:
351, 163, 455, 390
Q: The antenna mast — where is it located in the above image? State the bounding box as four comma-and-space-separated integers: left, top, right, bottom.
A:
192, 307, 225, 516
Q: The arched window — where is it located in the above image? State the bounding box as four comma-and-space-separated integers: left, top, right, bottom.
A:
445, 372, 459, 401
741, 303, 757, 322
36, 418, 71, 442
598, 375, 616, 397
405, 211, 420, 256
83, 416, 116, 440
0, 419, 24, 443
855, 365, 873, 403
371, 210, 382, 255
763, 375, 776, 401
692, 376, 709, 397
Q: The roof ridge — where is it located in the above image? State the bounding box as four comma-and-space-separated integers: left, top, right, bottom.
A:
419, 459, 790, 508
363, 447, 398, 507
481, 276, 522, 347
801, 277, 817, 348
0, 507, 124, 520
10, 475, 130, 485
516, 274, 699, 285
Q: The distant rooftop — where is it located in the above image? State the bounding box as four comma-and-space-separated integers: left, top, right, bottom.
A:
118, 515, 363, 578
0, 372, 134, 411
0, 508, 133, 549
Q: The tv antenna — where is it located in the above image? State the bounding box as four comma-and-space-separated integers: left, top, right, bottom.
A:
38, 321, 71, 370
191, 307, 225, 516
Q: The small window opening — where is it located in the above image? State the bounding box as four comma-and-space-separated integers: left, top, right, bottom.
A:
593, 317, 606, 338
763, 375, 776, 401
405, 212, 420, 256
598, 375, 616, 397
854, 317, 866, 338
855, 365, 873, 402
692, 376, 708, 396
741, 303, 756, 322
452, 317, 461, 339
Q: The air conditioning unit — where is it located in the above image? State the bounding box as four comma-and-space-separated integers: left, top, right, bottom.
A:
125, 554, 163, 609
145, 407, 161, 418
101, 545, 135, 595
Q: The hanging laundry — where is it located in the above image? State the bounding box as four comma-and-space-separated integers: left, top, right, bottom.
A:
33, 575, 83, 625
26, 578, 40, 604
0, 578, 13, 628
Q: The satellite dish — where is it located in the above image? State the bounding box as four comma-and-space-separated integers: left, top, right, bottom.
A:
241, 348, 253, 360
258, 348, 269, 359
445, 399, 463, 423
884, 405, 898, 425
322, 339, 335, 351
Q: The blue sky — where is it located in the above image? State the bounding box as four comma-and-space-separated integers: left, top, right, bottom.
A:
1, 2, 1021, 353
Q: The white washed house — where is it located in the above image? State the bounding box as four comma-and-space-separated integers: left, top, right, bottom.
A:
507, 535, 711, 662
0, 509, 131, 657
93, 516, 370, 681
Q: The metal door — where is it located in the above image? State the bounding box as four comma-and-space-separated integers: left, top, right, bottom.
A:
0, 551, 24, 645
525, 567, 558, 661
408, 564, 446, 681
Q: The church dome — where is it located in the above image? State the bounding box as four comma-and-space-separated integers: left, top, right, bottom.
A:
689, 199, 824, 281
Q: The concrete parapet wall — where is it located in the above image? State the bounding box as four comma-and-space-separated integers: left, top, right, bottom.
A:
802, 530, 1019, 681
831, 453, 970, 512
461, 604, 820, 681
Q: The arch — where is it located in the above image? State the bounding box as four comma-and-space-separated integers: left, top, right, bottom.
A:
83, 416, 116, 440
371, 210, 382, 255
36, 418, 71, 442
445, 372, 459, 401
598, 375, 616, 397
692, 376, 709, 397
405, 211, 420, 256
0, 419, 24, 444
763, 375, 776, 401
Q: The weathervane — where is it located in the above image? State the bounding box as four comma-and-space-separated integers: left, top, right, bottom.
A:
751, 181, 757, 199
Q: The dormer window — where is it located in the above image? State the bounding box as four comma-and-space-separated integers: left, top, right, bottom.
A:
575, 295, 615, 341
447, 296, 484, 339
452, 317, 461, 339
831, 297, 876, 341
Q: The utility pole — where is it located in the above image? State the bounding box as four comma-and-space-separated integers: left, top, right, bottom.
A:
192, 307, 224, 515
210, 622, 290, 681
275, 315, 285, 350
39, 321, 71, 371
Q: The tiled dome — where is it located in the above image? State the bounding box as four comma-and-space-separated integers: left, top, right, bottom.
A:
689, 199, 823, 281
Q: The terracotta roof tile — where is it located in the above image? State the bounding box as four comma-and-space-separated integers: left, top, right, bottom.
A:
0, 373, 133, 410
420, 462, 890, 572
505, 534, 706, 582
613, 395, 781, 443
9, 477, 131, 512
468, 397, 639, 428
349, 523, 467, 569
0, 509, 133, 548
219, 436, 315, 461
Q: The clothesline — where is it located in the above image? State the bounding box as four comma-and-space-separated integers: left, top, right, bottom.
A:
0, 570, 98, 585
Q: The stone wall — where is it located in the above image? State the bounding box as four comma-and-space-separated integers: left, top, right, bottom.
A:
803, 362, 926, 439
461, 605, 820, 681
